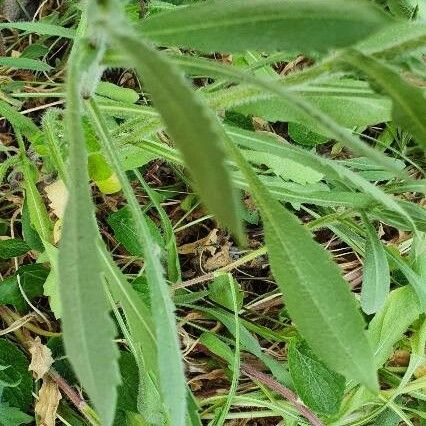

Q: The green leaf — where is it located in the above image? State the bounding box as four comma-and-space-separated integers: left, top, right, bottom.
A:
208, 274, 244, 311
0, 264, 48, 311
195, 305, 292, 386
0, 239, 30, 259
0, 22, 76, 39
0, 404, 33, 426
42, 242, 62, 319
368, 286, 421, 367
229, 126, 413, 228
58, 48, 120, 425
386, 249, 426, 311
199, 332, 234, 366
117, 352, 139, 412
107, 206, 164, 257
0, 57, 52, 72
18, 147, 52, 244
360, 215, 390, 314
0, 101, 43, 146
288, 123, 328, 146
288, 340, 345, 415
243, 150, 323, 185
96, 82, 139, 104
140, 0, 393, 53
343, 50, 426, 152
111, 30, 243, 240
86, 98, 186, 425
21, 200, 44, 252
224, 135, 378, 391
236, 80, 392, 136
99, 246, 164, 424
0, 339, 32, 411
136, 174, 181, 282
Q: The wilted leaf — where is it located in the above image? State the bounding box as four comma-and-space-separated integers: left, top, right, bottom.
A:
28, 337, 54, 381
44, 180, 68, 219
35, 378, 62, 426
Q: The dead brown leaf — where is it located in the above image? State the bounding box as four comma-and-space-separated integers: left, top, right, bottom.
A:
35, 378, 62, 426
45, 180, 68, 219
29, 337, 54, 380
204, 242, 232, 271
178, 229, 218, 255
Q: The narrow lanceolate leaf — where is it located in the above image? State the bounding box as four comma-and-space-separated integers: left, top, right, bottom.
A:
86, 99, 187, 426
360, 214, 390, 315
15, 132, 52, 244
58, 53, 120, 425
0, 57, 52, 72
140, 0, 393, 53
343, 50, 426, 152
224, 136, 378, 391
111, 31, 242, 241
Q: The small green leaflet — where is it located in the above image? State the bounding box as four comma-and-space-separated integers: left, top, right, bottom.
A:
107, 206, 164, 257
0, 264, 48, 312
368, 286, 421, 367
0, 101, 43, 146
360, 214, 390, 314
0, 57, 52, 72
0, 239, 30, 259
111, 31, 243, 240
0, 339, 32, 411
140, 0, 393, 53
58, 50, 120, 425
16, 135, 52, 243
386, 249, 426, 311
288, 340, 345, 415
0, 404, 33, 426
343, 50, 426, 152
0, 22, 75, 38
224, 135, 378, 391
243, 150, 323, 185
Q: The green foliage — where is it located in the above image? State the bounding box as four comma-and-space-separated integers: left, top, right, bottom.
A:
288, 340, 345, 415
360, 214, 390, 314
0, 404, 32, 426
107, 206, 164, 257
140, 0, 393, 53
225, 135, 378, 391
1, 0, 425, 424
111, 30, 243, 240
0, 264, 48, 311
0, 339, 32, 411
0, 239, 30, 259
58, 40, 120, 426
